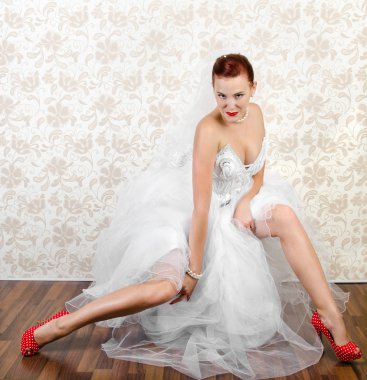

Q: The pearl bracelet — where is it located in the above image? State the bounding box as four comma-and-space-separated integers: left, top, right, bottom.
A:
186, 267, 203, 280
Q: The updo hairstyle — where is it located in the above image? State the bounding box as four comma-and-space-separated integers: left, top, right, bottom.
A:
212, 54, 254, 86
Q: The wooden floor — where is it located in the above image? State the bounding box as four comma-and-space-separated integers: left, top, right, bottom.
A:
0, 281, 365, 380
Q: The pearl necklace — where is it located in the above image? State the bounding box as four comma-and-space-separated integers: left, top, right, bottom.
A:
235, 108, 249, 123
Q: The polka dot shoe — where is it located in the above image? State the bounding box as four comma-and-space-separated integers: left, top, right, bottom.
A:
311, 310, 362, 362
21, 310, 70, 357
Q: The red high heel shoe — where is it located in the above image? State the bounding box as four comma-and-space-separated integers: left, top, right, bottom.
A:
311, 310, 362, 362
21, 310, 70, 357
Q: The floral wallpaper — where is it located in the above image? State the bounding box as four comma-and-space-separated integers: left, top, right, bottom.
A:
0, 0, 366, 281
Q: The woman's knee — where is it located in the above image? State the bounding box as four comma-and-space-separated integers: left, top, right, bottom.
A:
145, 279, 177, 305
268, 204, 299, 236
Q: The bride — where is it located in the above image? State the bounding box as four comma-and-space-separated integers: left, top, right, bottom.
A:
21, 53, 361, 379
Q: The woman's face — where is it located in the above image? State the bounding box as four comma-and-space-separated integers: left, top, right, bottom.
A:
213, 74, 256, 124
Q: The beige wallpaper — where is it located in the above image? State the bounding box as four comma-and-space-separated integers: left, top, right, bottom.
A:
0, 0, 366, 281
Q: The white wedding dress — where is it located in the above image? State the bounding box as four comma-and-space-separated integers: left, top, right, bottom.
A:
66, 135, 348, 379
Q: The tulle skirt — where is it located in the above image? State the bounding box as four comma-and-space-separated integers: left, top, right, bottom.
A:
66, 161, 348, 379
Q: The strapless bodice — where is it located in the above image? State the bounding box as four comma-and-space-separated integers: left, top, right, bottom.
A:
213, 139, 267, 206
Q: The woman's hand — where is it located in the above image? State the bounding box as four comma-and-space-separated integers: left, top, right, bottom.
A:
170, 274, 198, 304
233, 198, 256, 233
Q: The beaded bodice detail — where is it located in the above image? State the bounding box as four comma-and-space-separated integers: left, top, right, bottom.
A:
213, 139, 267, 207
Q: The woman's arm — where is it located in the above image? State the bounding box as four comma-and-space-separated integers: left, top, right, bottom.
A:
170, 119, 218, 303
233, 166, 264, 230
239, 165, 265, 204
233, 103, 265, 230
188, 119, 218, 274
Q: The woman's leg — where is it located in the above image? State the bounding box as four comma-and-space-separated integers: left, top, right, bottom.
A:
255, 204, 359, 352
33, 279, 177, 347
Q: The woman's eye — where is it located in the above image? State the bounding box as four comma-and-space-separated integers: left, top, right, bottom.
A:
235, 94, 244, 98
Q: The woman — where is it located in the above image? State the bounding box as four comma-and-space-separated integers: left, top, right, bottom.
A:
21, 54, 361, 379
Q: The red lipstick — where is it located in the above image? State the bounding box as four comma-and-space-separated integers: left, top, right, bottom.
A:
226, 112, 238, 117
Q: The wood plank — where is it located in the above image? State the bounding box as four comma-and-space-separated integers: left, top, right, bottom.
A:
0, 281, 366, 379
38, 361, 61, 380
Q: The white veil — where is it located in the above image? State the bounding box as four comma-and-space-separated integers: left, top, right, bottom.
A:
151, 49, 252, 169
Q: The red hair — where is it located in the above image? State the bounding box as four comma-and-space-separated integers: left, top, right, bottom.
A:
212, 54, 254, 86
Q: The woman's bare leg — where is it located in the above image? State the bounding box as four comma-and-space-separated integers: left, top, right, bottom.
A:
255, 204, 359, 353
33, 279, 177, 347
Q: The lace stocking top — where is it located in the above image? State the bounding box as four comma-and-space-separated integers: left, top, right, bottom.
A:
213, 138, 267, 207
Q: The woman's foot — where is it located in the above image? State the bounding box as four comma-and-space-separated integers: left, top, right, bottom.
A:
21, 311, 70, 356
33, 316, 66, 346
317, 309, 350, 344
312, 309, 361, 361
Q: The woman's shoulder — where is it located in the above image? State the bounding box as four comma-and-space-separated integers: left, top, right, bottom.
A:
193, 110, 222, 150
195, 110, 222, 135
248, 102, 265, 137
249, 102, 264, 118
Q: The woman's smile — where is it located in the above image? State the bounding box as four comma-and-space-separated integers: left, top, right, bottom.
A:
226, 111, 238, 117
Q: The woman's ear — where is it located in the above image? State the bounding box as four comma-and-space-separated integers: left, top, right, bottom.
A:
251, 81, 257, 97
